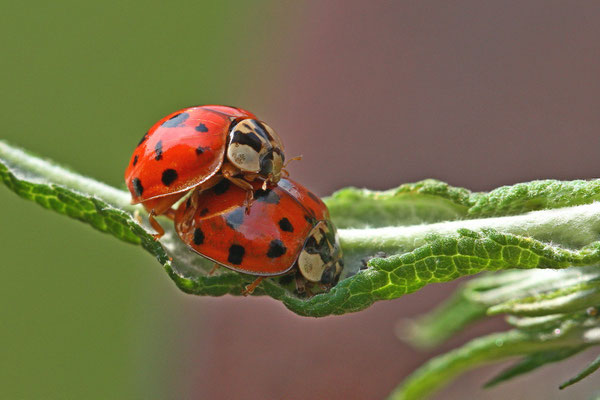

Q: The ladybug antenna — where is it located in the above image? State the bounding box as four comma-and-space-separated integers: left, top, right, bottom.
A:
281, 155, 302, 178
284, 155, 302, 169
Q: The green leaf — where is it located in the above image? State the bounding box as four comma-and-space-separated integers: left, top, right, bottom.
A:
560, 353, 600, 389
4, 139, 600, 319
488, 281, 600, 317
389, 314, 600, 400
400, 289, 488, 349
0, 141, 171, 270
396, 266, 600, 398
484, 346, 588, 388
327, 179, 600, 229
326, 180, 471, 228
404, 267, 600, 347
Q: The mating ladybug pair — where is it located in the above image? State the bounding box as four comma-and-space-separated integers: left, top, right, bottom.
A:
124, 105, 343, 295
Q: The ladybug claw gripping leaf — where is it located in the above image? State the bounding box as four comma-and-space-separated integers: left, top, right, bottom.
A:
242, 277, 265, 296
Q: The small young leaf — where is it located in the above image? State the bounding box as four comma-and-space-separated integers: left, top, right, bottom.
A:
401, 290, 488, 349
484, 346, 588, 388
560, 353, 600, 389
402, 266, 600, 347
327, 179, 600, 228
326, 180, 471, 228
488, 282, 600, 316
389, 316, 599, 400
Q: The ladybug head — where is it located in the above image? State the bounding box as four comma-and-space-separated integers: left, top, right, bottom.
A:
259, 147, 285, 184
296, 220, 344, 288
226, 119, 285, 184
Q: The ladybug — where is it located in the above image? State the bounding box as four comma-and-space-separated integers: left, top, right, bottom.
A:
124, 105, 289, 238
174, 178, 344, 295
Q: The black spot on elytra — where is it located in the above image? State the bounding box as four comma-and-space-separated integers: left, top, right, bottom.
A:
162, 112, 189, 127
196, 146, 207, 155
137, 132, 148, 146
225, 208, 244, 229
200, 208, 209, 216
195, 123, 209, 132
161, 169, 178, 186
254, 188, 280, 204
132, 155, 138, 166
278, 218, 294, 232
228, 244, 245, 265
193, 228, 204, 245
307, 191, 321, 204
267, 239, 287, 258
304, 214, 315, 224
213, 179, 231, 195
155, 140, 163, 160
231, 129, 263, 153
132, 178, 144, 197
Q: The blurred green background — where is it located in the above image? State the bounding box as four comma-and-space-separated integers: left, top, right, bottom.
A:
0, 1, 290, 398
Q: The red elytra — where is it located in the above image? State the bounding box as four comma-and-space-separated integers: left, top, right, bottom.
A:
124, 105, 288, 238
174, 178, 343, 292
125, 105, 255, 210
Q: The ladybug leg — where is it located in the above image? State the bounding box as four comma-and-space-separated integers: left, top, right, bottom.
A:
222, 168, 255, 213
208, 263, 220, 276
133, 209, 143, 224
148, 210, 165, 240
142, 191, 186, 223
223, 176, 255, 212
305, 285, 315, 298
224, 174, 254, 193
242, 277, 264, 296
244, 188, 254, 213
141, 192, 188, 239
195, 174, 223, 193
294, 273, 307, 295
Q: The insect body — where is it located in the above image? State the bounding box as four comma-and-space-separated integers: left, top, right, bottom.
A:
124, 105, 286, 237
174, 178, 344, 295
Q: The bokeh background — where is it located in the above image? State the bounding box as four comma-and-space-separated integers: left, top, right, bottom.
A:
2, 1, 600, 399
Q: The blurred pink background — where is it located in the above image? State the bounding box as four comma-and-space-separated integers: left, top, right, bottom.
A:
175, 2, 600, 399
